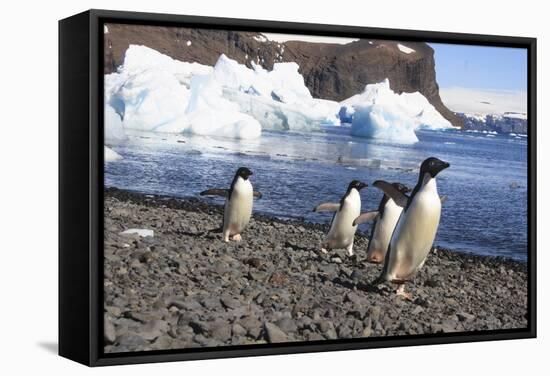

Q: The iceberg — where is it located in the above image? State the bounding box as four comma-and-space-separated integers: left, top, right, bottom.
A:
104, 105, 126, 142
104, 46, 340, 139
104, 146, 122, 162
167, 74, 262, 139
213, 54, 340, 130
340, 79, 453, 143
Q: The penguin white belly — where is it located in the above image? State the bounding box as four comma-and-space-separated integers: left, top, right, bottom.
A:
386, 183, 441, 281
223, 179, 253, 236
367, 199, 403, 260
326, 190, 361, 249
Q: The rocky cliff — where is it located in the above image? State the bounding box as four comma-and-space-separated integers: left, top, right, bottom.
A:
104, 23, 462, 128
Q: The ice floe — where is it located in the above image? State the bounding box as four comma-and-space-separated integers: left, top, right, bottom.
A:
104, 146, 122, 162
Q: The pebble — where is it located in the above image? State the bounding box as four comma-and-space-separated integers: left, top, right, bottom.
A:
265, 322, 288, 343
102, 189, 529, 353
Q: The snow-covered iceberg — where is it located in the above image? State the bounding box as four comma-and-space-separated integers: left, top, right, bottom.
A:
104, 105, 126, 142
104, 45, 340, 140
156, 73, 262, 139
339, 79, 453, 143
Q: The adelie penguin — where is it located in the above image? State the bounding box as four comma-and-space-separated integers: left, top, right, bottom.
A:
200, 167, 262, 242
353, 182, 411, 264
372, 157, 450, 299
313, 180, 370, 257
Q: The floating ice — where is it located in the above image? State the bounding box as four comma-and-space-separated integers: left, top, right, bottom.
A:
104, 146, 122, 162
341, 79, 453, 143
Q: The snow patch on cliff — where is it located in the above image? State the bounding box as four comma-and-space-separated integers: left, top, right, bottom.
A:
397, 43, 415, 54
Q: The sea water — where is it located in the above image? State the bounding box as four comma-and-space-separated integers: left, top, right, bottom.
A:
105, 127, 528, 261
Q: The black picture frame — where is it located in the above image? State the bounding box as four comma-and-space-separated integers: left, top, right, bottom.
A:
59, 8, 537, 367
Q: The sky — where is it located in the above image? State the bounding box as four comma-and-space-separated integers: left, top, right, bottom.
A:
430, 43, 528, 114
429, 43, 527, 91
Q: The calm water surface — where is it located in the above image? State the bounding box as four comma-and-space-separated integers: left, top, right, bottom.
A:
105, 127, 528, 261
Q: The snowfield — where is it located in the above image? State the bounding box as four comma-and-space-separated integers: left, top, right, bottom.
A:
104, 45, 452, 143
439, 87, 527, 117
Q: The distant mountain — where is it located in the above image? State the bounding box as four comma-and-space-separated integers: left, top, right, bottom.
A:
104, 23, 462, 128
458, 113, 527, 134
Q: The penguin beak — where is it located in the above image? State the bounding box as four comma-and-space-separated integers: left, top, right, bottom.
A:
359, 182, 368, 190
433, 160, 450, 176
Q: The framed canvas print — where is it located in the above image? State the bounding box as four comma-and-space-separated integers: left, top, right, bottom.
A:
59, 9, 536, 366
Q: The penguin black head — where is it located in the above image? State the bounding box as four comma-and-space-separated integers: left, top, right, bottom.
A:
348, 180, 368, 192
392, 182, 411, 194
420, 157, 450, 178
236, 167, 253, 180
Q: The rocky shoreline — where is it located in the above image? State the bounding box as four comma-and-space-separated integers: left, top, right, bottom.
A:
103, 187, 528, 353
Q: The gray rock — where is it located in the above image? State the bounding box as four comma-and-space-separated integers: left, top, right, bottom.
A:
457, 312, 476, 322
275, 317, 298, 333
232, 323, 247, 337
264, 322, 288, 343
117, 333, 149, 347
412, 306, 424, 315
239, 316, 262, 339
318, 321, 337, 340
104, 317, 116, 344
138, 320, 168, 341
220, 296, 241, 310
368, 306, 382, 322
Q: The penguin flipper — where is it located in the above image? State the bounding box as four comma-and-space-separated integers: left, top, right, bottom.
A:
353, 211, 379, 226
373, 180, 409, 207
200, 188, 229, 197
313, 203, 340, 212
253, 191, 262, 199
440, 195, 448, 204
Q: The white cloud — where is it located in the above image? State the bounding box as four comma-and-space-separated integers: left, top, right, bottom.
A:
439, 87, 527, 116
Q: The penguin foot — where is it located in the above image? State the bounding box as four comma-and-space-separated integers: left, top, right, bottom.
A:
232, 234, 242, 242
223, 232, 230, 242
395, 285, 413, 301
320, 248, 328, 254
